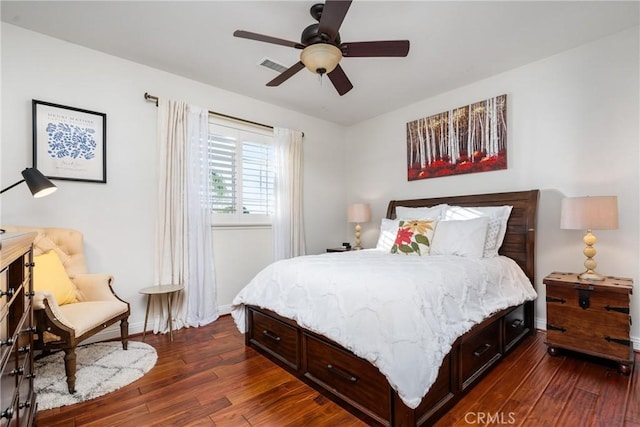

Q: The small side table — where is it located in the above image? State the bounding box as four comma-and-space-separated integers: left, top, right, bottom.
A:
139, 284, 184, 342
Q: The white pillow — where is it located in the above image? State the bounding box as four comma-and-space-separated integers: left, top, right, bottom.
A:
442, 205, 512, 257
395, 204, 447, 220
375, 218, 400, 251
430, 217, 490, 258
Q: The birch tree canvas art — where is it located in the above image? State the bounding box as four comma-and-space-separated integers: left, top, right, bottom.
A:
406, 94, 507, 181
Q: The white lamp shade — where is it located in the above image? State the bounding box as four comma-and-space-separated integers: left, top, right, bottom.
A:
347, 203, 371, 223
560, 196, 618, 230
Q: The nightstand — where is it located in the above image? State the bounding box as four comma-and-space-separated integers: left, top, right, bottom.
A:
543, 271, 633, 374
326, 247, 351, 253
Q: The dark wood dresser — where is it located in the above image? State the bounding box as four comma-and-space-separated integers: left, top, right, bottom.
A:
544, 271, 633, 374
1, 231, 37, 425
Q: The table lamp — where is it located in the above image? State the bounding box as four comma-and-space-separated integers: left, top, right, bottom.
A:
347, 203, 371, 250
560, 196, 618, 281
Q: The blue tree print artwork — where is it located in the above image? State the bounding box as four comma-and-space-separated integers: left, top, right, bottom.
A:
45, 122, 97, 160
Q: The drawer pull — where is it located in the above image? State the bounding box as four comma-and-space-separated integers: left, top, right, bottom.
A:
0, 288, 15, 298
10, 368, 24, 376
473, 343, 492, 357
0, 337, 14, 347
546, 295, 566, 304
24, 262, 35, 268
604, 305, 630, 314
18, 401, 31, 409
327, 364, 358, 383
262, 330, 281, 342
19, 345, 30, 353
1, 406, 13, 420
510, 319, 523, 328
605, 336, 631, 347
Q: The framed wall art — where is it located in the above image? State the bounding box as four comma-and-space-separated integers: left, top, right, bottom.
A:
406, 94, 507, 181
32, 100, 107, 183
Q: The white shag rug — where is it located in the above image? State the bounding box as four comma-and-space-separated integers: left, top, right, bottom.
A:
34, 341, 157, 411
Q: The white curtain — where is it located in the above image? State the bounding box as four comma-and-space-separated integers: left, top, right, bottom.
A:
154, 99, 219, 332
273, 127, 306, 260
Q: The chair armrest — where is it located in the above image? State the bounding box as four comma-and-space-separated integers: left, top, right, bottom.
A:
71, 273, 119, 302
33, 291, 75, 330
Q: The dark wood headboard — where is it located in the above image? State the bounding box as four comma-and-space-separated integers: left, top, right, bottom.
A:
386, 190, 539, 284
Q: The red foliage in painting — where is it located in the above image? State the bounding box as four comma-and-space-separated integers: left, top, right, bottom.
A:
407, 152, 507, 181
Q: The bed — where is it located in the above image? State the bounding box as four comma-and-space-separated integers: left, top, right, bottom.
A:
232, 190, 539, 426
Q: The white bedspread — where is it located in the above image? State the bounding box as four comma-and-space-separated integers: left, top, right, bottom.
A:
231, 250, 537, 409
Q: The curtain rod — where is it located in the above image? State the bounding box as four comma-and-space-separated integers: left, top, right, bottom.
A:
144, 92, 304, 137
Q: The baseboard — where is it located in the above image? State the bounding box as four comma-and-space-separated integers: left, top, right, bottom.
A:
218, 303, 233, 316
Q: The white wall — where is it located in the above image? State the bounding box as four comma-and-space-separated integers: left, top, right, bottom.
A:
0, 23, 347, 337
345, 27, 640, 344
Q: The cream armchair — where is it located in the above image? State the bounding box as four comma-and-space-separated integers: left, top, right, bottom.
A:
2, 226, 130, 393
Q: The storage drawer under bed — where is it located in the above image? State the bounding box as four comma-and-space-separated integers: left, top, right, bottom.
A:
459, 319, 501, 389
247, 308, 300, 370
304, 333, 391, 423
504, 304, 528, 352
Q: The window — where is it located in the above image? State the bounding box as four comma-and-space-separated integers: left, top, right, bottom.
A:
208, 119, 274, 224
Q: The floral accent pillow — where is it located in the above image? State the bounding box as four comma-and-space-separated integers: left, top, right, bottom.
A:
390, 219, 436, 256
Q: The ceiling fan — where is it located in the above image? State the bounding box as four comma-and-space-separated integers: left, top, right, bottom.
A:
233, 0, 410, 96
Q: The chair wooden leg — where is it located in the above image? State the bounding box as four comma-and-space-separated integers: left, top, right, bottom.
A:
63, 347, 77, 394
120, 318, 129, 350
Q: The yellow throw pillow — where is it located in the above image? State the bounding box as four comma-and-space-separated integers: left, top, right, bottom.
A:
33, 250, 77, 305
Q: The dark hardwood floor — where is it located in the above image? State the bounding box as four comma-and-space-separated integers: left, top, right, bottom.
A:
36, 315, 639, 426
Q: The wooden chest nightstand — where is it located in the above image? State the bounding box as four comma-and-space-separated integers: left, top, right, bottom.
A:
543, 272, 633, 374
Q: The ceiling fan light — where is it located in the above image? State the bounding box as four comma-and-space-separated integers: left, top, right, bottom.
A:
300, 44, 342, 75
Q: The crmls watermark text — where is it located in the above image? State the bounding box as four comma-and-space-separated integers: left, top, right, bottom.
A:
464, 412, 517, 424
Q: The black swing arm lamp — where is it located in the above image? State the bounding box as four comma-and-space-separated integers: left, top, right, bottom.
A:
0, 168, 57, 198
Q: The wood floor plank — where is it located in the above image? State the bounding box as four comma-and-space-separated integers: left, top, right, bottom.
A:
625, 356, 640, 425
592, 366, 633, 427
435, 333, 543, 426
483, 343, 567, 425
555, 387, 598, 427
520, 357, 587, 426
34, 316, 639, 427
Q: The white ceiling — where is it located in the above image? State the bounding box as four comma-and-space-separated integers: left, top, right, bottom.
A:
2, 1, 638, 126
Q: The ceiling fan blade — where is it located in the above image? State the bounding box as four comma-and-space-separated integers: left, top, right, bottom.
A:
234, 30, 305, 50
266, 61, 306, 87
318, 0, 352, 43
327, 64, 353, 96
341, 40, 410, 57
